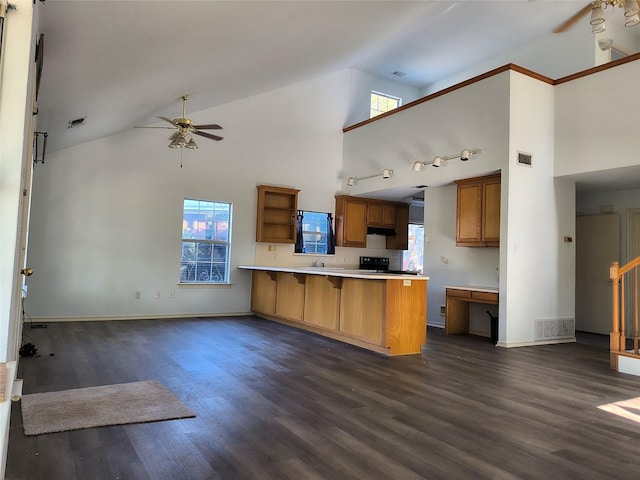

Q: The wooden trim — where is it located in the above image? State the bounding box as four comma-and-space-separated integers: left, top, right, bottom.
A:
344, 57, 640, 133
554, 52, 640, 85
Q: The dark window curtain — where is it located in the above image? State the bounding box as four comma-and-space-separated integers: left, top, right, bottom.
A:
294, 210, 304, 253
326, 213, 336, 255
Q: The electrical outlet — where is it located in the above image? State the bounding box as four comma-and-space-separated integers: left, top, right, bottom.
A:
154, 291, 160, 299
135, 291, 141, 300
169, 290, 175, 298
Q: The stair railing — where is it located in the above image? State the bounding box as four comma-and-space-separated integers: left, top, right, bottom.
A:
610, 257, 640, 369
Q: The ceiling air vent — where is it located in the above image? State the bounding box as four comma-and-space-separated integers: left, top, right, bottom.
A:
517, 151, 532, 167
67, 117, 86, 129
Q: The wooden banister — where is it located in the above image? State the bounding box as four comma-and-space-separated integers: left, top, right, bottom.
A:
610, 257, 640, 370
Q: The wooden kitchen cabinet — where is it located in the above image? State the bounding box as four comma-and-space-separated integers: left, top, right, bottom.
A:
386, 204, 409, 250
335, 196, 409, 249
367, 202, 397, 228
275, 272, 306, 321
251, 270, 277, 315
455, 173, 501, 247
256, 185, 299, 244
335, 196, 368, 247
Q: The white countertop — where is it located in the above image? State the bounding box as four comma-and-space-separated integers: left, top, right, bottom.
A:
445, 285, 498, 293
238, 265, 428, 281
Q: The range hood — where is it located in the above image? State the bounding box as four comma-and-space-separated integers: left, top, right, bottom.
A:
367, 226, 396, 236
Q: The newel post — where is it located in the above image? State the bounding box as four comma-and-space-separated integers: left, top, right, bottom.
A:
610, 262, 622, 369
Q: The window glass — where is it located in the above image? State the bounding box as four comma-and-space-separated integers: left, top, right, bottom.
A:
180, 199, 231, 283
370, 91, 402, 118
403, 223, 424, 273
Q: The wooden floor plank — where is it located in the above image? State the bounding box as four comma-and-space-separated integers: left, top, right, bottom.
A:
6, 317, 640, 479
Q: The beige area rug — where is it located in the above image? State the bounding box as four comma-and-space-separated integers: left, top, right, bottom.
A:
21, 380, 195, 435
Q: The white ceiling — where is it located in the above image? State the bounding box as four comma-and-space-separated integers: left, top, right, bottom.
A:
34, 1, 640, 194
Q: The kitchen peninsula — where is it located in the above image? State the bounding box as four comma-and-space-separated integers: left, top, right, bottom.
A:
239, 266, 428, 355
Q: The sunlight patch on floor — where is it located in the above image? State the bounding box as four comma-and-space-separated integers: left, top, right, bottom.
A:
598, 396, 640, 424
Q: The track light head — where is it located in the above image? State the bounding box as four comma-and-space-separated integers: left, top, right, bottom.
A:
432, 156, 442, 167
412, 161, 424, 172
382, 169, 393, 179
347, 177, 356, 187
460, 149, 471, 161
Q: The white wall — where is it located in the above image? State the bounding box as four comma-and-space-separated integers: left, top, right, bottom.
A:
555, 60, 640, 177
25, 70, 354, 320
503, 72, 575, 346
343, 71, 511, 328
423, 26, 595, 95
577, 187, 640, 265
344, 69, 421, 127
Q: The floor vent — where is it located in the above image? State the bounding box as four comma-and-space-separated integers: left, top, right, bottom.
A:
534, 318, 575, 341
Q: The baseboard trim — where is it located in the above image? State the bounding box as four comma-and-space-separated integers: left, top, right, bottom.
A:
28, 312, 253, 323
0, 362, 16, 480
497, 337, 576, 348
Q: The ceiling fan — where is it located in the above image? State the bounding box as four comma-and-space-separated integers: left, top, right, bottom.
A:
554, 0, 640, 33
136, 94, 223, 149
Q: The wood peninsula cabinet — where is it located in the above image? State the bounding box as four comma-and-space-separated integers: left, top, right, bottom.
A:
335, 195, 409, 250
240, 266, 428, 355
455, 173, 501, 247
256, 185, 299, 244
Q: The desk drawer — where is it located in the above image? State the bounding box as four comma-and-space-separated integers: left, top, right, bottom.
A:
446, 288, 471, 299
471, 291, 498, 303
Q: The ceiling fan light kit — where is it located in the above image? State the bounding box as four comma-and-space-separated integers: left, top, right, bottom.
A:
589, 0, 640, 33
136, 95, 223, 151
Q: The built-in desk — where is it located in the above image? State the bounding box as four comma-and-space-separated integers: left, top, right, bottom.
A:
445, 286, 499, 341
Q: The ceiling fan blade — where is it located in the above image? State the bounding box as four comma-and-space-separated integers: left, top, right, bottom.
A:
158, 116, 177, 126
553, 3, 592, 33
134, 126, 176, 129
194, 130, 224, 141
193, 123, 223, 130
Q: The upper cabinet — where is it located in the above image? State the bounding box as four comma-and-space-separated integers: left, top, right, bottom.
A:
335, 196, 368, 247
335, 196, 409, 250
455, 173, 501, 247
256, 185, 299, 244
367, 203, 397, 228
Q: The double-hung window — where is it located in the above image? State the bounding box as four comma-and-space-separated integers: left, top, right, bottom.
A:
180, 199, 232, 283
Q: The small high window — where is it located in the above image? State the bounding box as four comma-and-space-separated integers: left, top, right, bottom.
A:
180, 199, 232, 283
370, 91, 402, 118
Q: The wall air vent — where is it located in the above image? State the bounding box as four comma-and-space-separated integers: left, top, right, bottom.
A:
67, 117, 86, 129
517, 151, 532, 167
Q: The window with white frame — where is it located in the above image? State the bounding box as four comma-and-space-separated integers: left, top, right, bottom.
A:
370, 91, 402, 118
180, 199, 232, 283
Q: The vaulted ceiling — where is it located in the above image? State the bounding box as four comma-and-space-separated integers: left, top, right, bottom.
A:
34, 1, 640, 192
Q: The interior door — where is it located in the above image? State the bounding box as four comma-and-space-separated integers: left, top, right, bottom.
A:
576, 214, 620, 335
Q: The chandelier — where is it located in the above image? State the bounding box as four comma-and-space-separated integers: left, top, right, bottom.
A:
590, 0, 640, 33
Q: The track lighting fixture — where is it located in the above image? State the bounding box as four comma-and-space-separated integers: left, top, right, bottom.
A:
411, 149, 481, 171
347, 169, 393, 186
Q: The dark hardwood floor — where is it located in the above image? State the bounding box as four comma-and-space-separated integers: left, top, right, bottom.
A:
6, 317, 640, 479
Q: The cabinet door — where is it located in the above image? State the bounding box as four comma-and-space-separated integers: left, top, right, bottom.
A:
368, 202, 397, 228
336, 197, 367, 247
386, 205, 409, 250
482, 178, 501, 245
456, 182, 482, 246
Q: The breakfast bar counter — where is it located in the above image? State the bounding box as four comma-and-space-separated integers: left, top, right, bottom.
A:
239, 265, 428, 355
